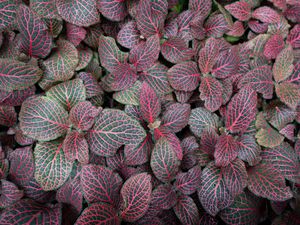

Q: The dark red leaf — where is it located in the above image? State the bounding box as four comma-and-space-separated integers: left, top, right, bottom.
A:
198, 37, 220, 74
174, 195, 200, 225
0, 86, 36, 107
200, 77, 223, 112
204, 14, 229, 38
175, 165, 202, 195
0, 179, 23, 208
66, 23, 87, 47
0, 105, 16, 127
237, 135, 261, 166
109, 63, 138, 91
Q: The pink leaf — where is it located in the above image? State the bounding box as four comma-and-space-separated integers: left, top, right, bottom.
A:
117, 21, 140, 49
173, 195, 200, 225
198, 37, 220, 74
0, 179, 24, 208
224, 1, 252, 21
204, 14, 229, 38
175, 165, 202, 195
264, 34, 285, 59
252, 6, 280, 23
97, 0, 128, 21
287, 24, 300, 48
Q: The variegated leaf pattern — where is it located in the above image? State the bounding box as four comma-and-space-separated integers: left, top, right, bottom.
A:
120, 173, 152, 222
204, 14, 229, 38
175, 165, 202, 195
76, 47, 93, 71
247, 163, 293, 201
151, 184, 177, 210
113, 80, 142, 106
87, 109, 146, 156
81, 164, 122, 206
287, 24, 300, 48
150, 137, 180, 183
75, 202, 121, 225
0, 86, 36, 106
275, 82, 300, 110
256, 123, 284, 148
34, 141, 73, 191
117, 21, 140, 49
97, 0, 128, 22
19, 96, 69, 141
264, 34, 285, 60
56, 0, 99, 27
30, 0, 60, 19
0, 0, 17, 31
189, 0, 212, 19
252, 6, 280, 23
237, 135, 261, 166
173, 195, 200, 225
42, 39, 79, 81
198, 162, 234, 216
0, 105, 16, 127
66, 23, 87, 47
198, 38, 220, 74
16, 5, 52, 58
76, 72, 103, 98
0, 59, 43, 91
273, 45, 294, 82
0, 180, 24, 208
46, 79, 86, 111
224, 1, 252, 21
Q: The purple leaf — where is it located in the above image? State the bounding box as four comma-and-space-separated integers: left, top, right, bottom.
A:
0, 179, 23, 208
248, 163, 293, 201
161, 37, 195, 64
120, 173, 152, 222
198, 37, 220, 74
81, 164, 122, 206
19, 96, 69, 141
275, 82, 300, 109
140, 82, 161, 124
177, 10, 195, 41
167, 61, 200, 91
173, 195, 200, 225
151, 184, 177, 210
237, 135, 261, 166
226, 87, 257, 134
214, 133, 239, 167
252, 6, 280, 23
76, 72, 103, 98
75, 202, 120, 225
117, 21, 140, 49
199, 77, 223, 112
56, 0, 99, 27
284, 4, 300, 23
129, 34, 160, 72
16, 5, 52, 58
248, 20, 269, 34
238, 65, 274, 99
221, 158, 248, 197
0, 0, 17, 31
0, 199, 61, 224
0, 59, 43, 91
279, 124, 295, 141
175, 165, 202, 195
97, 0, 128, 22
34, 141, 73, 191
0, 86, 36, 106
198, 162, 234, 216
66, 23, 87, 47
0, 105, 16, 127
204, 14, 229, 38
87, 109, 146, 156
200, 129, 219, 156
273, 45, 294, 82
150, 137, 180, 183
224, 1, 252, 21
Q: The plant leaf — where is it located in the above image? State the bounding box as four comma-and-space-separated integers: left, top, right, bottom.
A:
76, 72, 103, 98
198, 162, 234, 216
275, 82, 300, 109
204, 14, 229, 38
19, 96, 69, 141
46, 79, 86, 111
200, 77, 223, 112
113, 80, 142, 106
0, 0, 17, 31
252, 6, 280, 23
237, 135, 261, 166
98, 35, 128, 72
0, 105, 16, 127
120, 173, 152, 222
167, 61, 200, 91
87, 109, 146, 156
238, 65, 274, 99
173, 195, 200, 225
76, 47, 93, 71
0, 59, 43, 91
56, 0, 99, 27
81, 164, 122, 206
264, 34, 285, 60
150, 137, 180, 183
189, 0, 212, 19
34, 141, 73, 191
188, 107, 220, 137
287, 24, 300, 48
256, 123, 284, 148
75, 202, 120, 225
247, 163, 293, 201
31, 0, 60, 19
117, 21, 140, 49
16, 5, 52, 58
175, 165, 202, 195
0, 86, 36, 106
198, 37, 220, 74
224, 1, 252, 21
97, 0, 128, 21
151, 184, 177, 210
0, 180, 23, 208
226, 87, 257, 134
273, 46, 294, 82
66, 23, 87, 47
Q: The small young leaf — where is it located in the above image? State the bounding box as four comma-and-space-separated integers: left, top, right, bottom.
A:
120, 173, 152, 222
248, 163, 293, 201
150, 137, 180, 183
0, 180, 24, 208
0, 105, 16, 127
252, 6, 280, 23
224, 1, 252, 21
34, 141, 73, 191
275, 82, 300, 109
97, 0, 128, 22
173, 195, 200, 225
19, 96, 69, 141
200, 77, 223, 112
175, 165, 202, 195
273, 46, 294, 82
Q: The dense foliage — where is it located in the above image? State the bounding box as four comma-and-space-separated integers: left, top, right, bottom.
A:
0, 0, 300, 224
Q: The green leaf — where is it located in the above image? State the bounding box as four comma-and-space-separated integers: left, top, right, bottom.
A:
0, 1, 17, 31
256, 124, 284, 148
34, 141, 73, 191
113, 81, 142, 106
273, 45, 294, 82
275, 82, 300, 110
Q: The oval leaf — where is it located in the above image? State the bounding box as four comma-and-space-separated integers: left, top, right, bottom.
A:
224, 1, 252, 21
200, 77, 223, 112
173, 195, 200, 225
273, 46, 294, 82
0, 0, 17, 31
252, 6, 280, 23
175, 165, 202, 195
275, 82, 300, 110
97, 0, 128, 21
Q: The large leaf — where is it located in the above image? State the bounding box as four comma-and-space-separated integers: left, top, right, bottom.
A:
129, 34, 160, 72
175, 165, 202, 195
19, 96, 69, 141
261, 142, 300, 183
97, 0, 128, 21
43, 39, 79, 81
198, 162, 234, 216
173, 195, 200, 225
87, 109, 146, 156
273, 46, 294, 82
16, 5, 52, 58
275, 82, 300, 109
0, 59, 42, 91
224, 1, 252, 21
150, 137, 180, 183
237, 135, 261, 166
226, 87, 257, 134
98, 35, 128, 72
221, 158, 248, 197
0, 200, 61, 224
75, 202, 121, 225
0, 180, 24, 208
238, 65, 274, 99
56, 0, 100, 27
120, 173, 152, 222
0, 105, 16, 127
252, 6, 280, 23
0, 0, 17, 31
81, 164, 122, 206
189, 107, 220, 137
34, 141, 73, 191
199, 77, 223, 112
140, 82, 161, 124
117, 21, 140, 49
167, 61, 200, 91
214, 133, 239, 167
30, 0, 60, 19
46, 79, 86, 111
198, 38, 220, 74
247, 163, 293, 201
